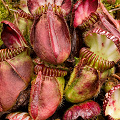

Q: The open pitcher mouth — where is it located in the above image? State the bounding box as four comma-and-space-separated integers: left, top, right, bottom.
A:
79, 27, 120, 72
79, 47, 115, 71
72, 0, 98, 28
77, 12, 98, 30
103, 84, 120, 119
34, 64, 67, 77
33, 3, 64, 16
0, 47, 27, 62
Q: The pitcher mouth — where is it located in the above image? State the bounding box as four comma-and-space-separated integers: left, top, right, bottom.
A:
103, 84, 120, 119
78, 12, 99, 30
79, 47, 115, 72
0, 46, 27, 62
33, 3, 63, 17
80, 27, 120, 72
34, 64, 67, 77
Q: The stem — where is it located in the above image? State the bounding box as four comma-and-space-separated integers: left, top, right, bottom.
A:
109, 7, 120, 12
14, 12, 19, 28
1, 0, 11, 14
